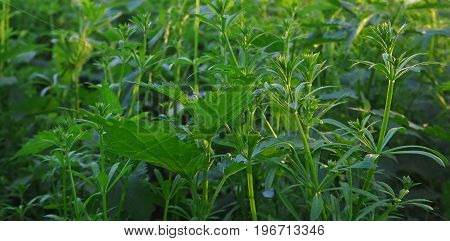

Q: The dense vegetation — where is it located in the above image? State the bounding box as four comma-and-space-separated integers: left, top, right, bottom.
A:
0, 0, 449, 221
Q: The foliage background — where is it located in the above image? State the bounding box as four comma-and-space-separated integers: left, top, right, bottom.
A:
0, 0, 448, 220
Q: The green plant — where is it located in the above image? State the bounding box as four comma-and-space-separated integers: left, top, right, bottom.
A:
3, 0, 449, 222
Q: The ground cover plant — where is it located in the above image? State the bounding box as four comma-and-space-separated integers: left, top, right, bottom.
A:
0, 0, 449, 221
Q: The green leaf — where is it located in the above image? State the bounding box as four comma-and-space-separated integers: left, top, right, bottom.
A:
384, 145, 448, 167
379, 127, 405, 152
356, 200, 389, 221
349, 154, 379, 169
224, 161, 246, 177
310, 194, 324, 221
142, 82, 191, 106
99, 84, 122, 115
86, 114, 206, 179
275, 186, 301, 220
252, 138, 290, 158
12, 130, 57, 160
189, 87, 254, 135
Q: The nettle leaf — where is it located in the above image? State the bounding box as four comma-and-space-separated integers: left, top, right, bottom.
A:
189, 87, 254, 135
99, 84, 122, 115
142, 82, 191, 106
87, 115, 206, 179
12, 130, 57, 159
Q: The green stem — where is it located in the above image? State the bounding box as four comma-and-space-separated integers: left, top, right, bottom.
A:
247, 159, 257, 221
294, 111, 318, 190
117, 49, 126, 98
201, 139, 212, 219
116, 169, 130, 220
224, 32, 239, 68
163, 198, 169, 221
209, 177, 227, 214
260, 108, 277, 138
65, 150, 77, 214
348, 169, 353, 220
363, 80, 395, 190
100, 130, 108, 220
61, 161, 68, 218
355, 79, 396, 218
193, 0, 200, 95
128, 72, 142, 116
376, 80, 395, 153
72, 69, 81, 111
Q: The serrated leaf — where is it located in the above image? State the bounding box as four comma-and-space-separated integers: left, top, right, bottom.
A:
86, 114, 206, 178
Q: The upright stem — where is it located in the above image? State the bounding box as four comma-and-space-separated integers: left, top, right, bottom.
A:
247, 159, 257, 221
163, 198, 170, 221
99, 130, 108, 220
61, 161, 68, 218
117, 48, 126, 98
128, 72, 142, 116
209, 177, 227, 214
116, 168, 130, 220
224, 32, 239, 68
348, 169, 353, 220
193, 0, 200, 95
202, 139, 212, 219
376, 80, 395, 153
72, 69, 81, 111
363, 80, 395, 190
294, 111, 318, 190
65, 150, 77, 214
0, 0, 9, 76
355, 79, 396, 218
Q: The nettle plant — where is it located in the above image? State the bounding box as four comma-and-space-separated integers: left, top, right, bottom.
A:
13, 1, 447, 221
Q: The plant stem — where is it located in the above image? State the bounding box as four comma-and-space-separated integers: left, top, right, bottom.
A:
348, 169, 353, 220
209, 177, 227, 214
116, 168, 130, 220
128, 72, 142, 116
260, 108, 277, 138
376, 80, 395, 153
355, 79, 396, 218
193, 0, 200, 95
294, 111, 318, 190
65, 150, 77, 217
117, 48, 126, 98
202, 139, 212, 219
247, 159, 257, 221
61, 161, 68, 218
0, 0, 9, 76
362, 80, 395, 189
72, 69, 81, 111
99, 129, 108, 220
163, 198, 169, 221
224, 32, 239, 68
